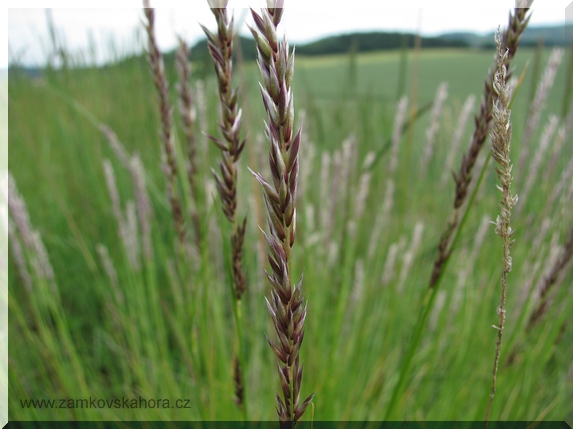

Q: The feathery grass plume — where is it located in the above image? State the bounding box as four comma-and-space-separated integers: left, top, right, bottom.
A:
201, 1, 248, 300
8, 173, 56, 293
397, 222, 424, 293
100, 124, 130, 166
248, 3, 314, 423
381, 238, 405, 286
175, 37, 201, 244
102, 159, 123, 233
486, 29, 518, 425
337, 136, 358, 217
441, 94, 476, 186
324, 136, 356, 243
517, 48, 564, 174
390, 96, 409, 175
347, 168, 372, 240
130, 155, 153, 262
429, 290, 447, 331
8, 173, 36, 251
100, 125, 154, 262
429, 1, 532, 289
420, 82, 448, 177
102, 160, 140, 270
143, 2, 186, 246
349, 180, 374, 242
325, 135, 358, 265
526, 226, 573, 330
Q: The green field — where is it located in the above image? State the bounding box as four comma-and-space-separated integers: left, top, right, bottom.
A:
7, 34, 573, 424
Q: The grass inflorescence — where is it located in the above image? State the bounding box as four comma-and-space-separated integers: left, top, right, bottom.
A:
486, 28, 518, 426
248, 3, 314, 423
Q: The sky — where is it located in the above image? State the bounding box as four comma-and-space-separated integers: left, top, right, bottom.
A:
4, 0, 573, 69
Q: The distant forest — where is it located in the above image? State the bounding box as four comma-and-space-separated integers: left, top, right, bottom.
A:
254, 32, 467, 58
188, 24, 572, 63
189, 32, 467, 64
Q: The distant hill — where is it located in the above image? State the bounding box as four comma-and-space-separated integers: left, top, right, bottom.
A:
294, 31, 469, 56
440, 23, 573, 48
188, 32, 469, 62
186, 23, 571, 62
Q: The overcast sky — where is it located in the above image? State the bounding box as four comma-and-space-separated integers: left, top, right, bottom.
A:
4, 0, 572, 68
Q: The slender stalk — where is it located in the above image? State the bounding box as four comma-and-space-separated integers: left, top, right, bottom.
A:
249, 3, 314, 424
486, 28, 518, 426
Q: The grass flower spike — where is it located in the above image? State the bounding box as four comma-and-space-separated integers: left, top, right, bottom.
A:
143, 2, 186, 246
249, 2, 314, 424
201, 0, 247, 300
486, 28, 518, 425
202, 0, 249, 413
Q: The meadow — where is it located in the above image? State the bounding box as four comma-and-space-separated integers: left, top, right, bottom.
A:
6, 5, 573, 424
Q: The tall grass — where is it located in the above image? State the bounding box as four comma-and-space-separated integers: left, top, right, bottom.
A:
6, 2, 573, 424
